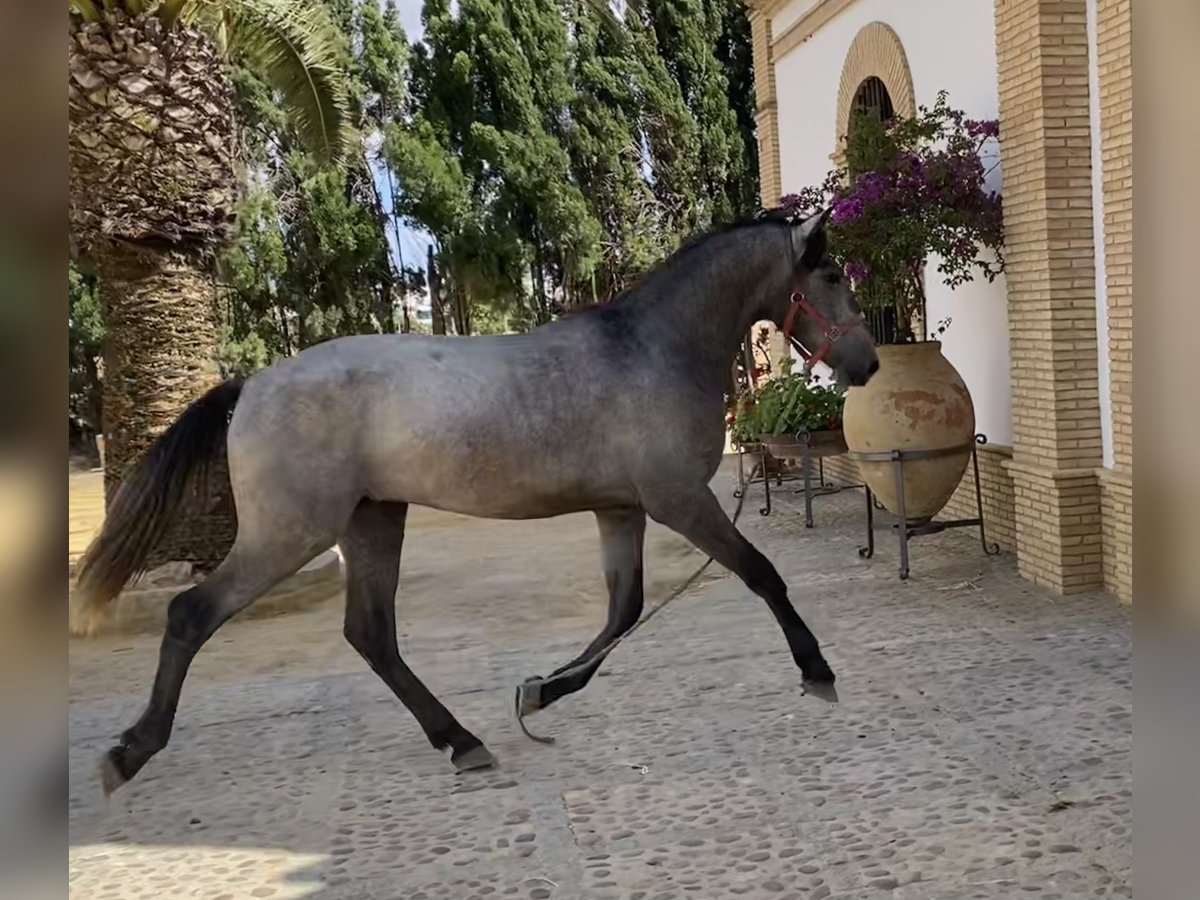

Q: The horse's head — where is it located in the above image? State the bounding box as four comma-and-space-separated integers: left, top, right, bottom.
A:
767, 210, 879, 388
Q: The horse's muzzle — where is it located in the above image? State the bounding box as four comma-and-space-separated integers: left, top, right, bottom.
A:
849, 357, 880, 387
840, 356, 879, 388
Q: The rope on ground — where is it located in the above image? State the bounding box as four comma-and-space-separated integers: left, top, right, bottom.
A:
513, 488, 747, 744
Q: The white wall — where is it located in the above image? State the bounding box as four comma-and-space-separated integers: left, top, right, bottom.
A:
773, 0, 824, 37
1086, 0, 1115, 469
772, 0, 1013, 446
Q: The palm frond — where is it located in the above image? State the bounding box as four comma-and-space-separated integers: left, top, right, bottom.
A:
206, 0, 355, 164
68, 0, 102, 22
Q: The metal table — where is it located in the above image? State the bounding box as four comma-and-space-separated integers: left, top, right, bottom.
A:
760, 430, 861, 527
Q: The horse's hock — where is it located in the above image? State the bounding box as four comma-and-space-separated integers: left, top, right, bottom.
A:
69, 549, 343, 637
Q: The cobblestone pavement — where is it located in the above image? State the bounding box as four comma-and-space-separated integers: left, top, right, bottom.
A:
69, 472, 1131, 899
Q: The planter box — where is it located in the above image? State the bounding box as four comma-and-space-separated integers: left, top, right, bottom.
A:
732, 440, 789, 477
759, 429, 848, 460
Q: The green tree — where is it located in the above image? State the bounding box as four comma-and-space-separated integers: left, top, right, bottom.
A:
69, 265, 105, 454
353, 0, 418, 329
219, 0, 408, 366
463, 0, 601, 321
644, 0, 754, 225
356, 0, 409, 123
389, 0, 759, 328
713, 0, 759, 216
623, 2, 701, 240
387, 0, 530, 332
566, 0, 668, 301
215, 185, 288, 373
281, 155, 394, 342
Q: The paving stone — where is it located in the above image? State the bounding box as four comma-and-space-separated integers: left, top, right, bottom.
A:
69, 479, 1130, 898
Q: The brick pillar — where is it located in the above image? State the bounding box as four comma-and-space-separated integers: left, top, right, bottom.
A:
748, 3, 790, 372
994, 0, 1105, 593
1095, 0, 1132, 600
750, 7, 781, 206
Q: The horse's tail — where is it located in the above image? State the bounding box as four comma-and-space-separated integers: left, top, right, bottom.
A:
76, 379, 245, 617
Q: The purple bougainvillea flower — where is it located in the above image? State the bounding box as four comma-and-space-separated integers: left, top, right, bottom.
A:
783, 92, 1005, 319
831, 196, 864, 225
845, 261, 870, 283
965, 118, 1000, 139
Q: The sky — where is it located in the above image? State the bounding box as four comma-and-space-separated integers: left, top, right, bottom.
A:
370, 143, 432, 287
391, 0, 427, 41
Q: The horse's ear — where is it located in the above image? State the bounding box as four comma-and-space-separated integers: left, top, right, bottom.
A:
792, 208, 831, 269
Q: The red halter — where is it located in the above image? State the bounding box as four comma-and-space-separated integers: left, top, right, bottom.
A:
781, 273, 866, 373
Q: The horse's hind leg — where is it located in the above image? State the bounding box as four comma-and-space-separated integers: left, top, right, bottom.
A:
100, 529, 335, 794
522, 508, 646, 714
340, 499, 494, 772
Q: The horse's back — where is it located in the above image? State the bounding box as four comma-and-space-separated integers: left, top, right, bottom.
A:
227, 330, 647, 519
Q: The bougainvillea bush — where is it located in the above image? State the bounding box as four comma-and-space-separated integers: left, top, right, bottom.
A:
782, 91, 1005, 344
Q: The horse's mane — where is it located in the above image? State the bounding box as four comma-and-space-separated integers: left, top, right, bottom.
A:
562, 209, 794, 317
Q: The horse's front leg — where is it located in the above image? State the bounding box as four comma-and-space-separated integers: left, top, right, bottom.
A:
644, 485, 838, 700
519, 508, 645, 715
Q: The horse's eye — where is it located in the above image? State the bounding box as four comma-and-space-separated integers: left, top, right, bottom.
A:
823, 272, 841, 285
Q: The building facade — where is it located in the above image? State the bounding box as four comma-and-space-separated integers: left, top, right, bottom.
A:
746, 0, 1132, 601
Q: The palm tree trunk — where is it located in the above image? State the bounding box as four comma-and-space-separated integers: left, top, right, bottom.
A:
96, 243, 236, 573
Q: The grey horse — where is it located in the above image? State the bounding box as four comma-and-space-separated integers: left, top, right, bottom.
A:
78, 209, 878, 793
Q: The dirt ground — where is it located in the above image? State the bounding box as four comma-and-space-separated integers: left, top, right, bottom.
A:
68, 464, 1131, 899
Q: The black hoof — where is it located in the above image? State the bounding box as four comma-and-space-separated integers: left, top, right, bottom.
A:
516, 676, 544, 716
513, 682, 557, 746
800, 656, 838, 703
451, 743, 498, 772
98, 746, 132, 796
802, 677, 840, 703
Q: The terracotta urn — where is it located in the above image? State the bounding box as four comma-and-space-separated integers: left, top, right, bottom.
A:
842, 342, 974, 521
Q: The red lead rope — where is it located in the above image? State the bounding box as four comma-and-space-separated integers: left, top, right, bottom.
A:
781, 274, 866, 374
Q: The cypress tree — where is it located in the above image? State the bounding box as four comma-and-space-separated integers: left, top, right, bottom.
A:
625, 2, 701, 240
566, 0, 668, 301
644, 0, 753, 224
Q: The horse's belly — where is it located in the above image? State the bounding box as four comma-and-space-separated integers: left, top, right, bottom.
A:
369, 478, 634, 519
361, 440, 635, 519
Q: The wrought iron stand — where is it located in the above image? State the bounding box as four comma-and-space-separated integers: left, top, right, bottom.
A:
734, 441, 785, 516
735, 441, 813, 516
852, 433, 1001, 580
774, 433, 861, 528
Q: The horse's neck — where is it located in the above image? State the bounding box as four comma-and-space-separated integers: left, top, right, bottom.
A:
641, 230, 784, 379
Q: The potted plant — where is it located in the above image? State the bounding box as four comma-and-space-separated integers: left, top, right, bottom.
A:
727, 326, 789, 478
781, 91, 1005, 520
731, 366, 848, 460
